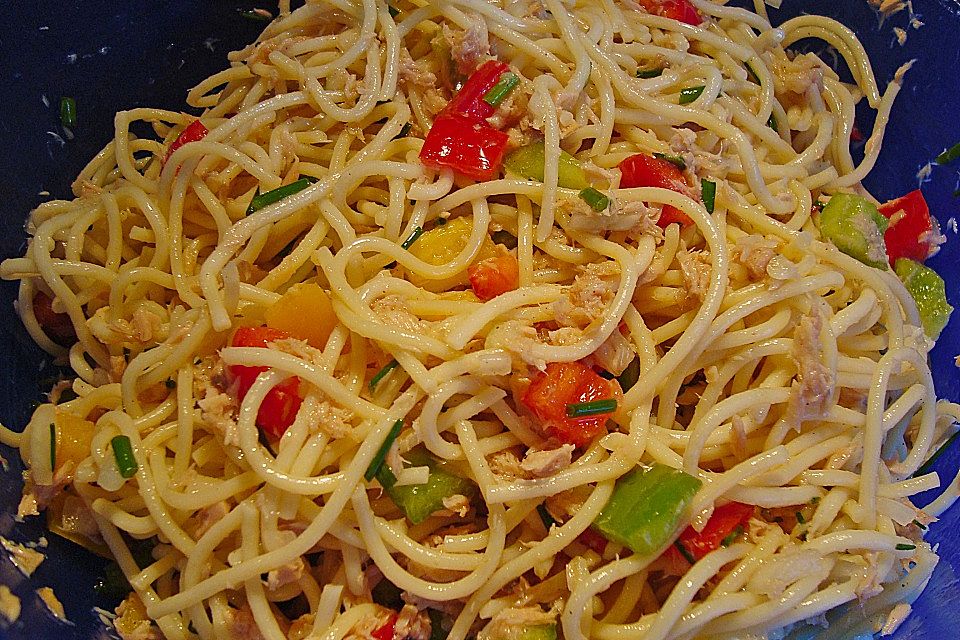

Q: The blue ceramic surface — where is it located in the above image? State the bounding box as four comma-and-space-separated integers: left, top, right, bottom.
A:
0, 2, 957, 638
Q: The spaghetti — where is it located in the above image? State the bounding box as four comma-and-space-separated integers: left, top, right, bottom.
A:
1, 0, 958, 639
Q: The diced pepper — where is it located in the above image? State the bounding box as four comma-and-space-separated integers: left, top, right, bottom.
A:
264, 283, 338, 350
372, 613, 398, 640
662, 501, 753, 570
381, 449, 476, 525
503, 141, 589, 190
593, 463, 702, 556
894, 258, 954, 339
407, 215, 497, 291
32, 291, 76, 346
521, 361, 623, 447
638, 0, 702, 25
490, 624, 558, 640
419, 114, 509, 181
163, 119, 208, 164
618, 153, 694, 227
467, 253, 519, 301
877, 189, 941, 265
53, 412, 96, 469
818, 193, 889, 270
443, 60, 511, 122
229, 326, 304, 438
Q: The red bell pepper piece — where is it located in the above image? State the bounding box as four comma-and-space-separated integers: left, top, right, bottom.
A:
164, 119, 209, 164
663, 501, 753, 570
230, 326, 303, 439
372, 613, 398, 640
878, 189, 940, 265
521, 361, 623, 447
419, 114, 509, 181
618, 153, 695, 228
443, 59, 511, 123
638, 0, 702, 26
468, 253, 520, 301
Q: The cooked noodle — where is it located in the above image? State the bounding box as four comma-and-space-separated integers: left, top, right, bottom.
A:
1, 1, 958, 638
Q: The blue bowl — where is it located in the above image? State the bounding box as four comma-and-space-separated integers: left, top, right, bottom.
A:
0, 2, 957, 638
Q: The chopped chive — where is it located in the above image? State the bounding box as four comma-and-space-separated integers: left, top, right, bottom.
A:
915, 430, 960, 477
795, 511, 806, 524
617, 357, 641, 392
537, 504, 558, 530
896, 543, 916, 551
364, 419, 404, 482
401, 226, 424, 250
744, 61, 760, 84
674, 540, 697, 565
111, 435, 138, 479
578, 187, 610, 212
636, 67, 664, 79
653, 152, 686, 170
678, 85, 705, 105
246, 176, 317, 214
810, 496, 821, 505
566, 398, 617, 418
701, 179, 716, 214
937, 142, 960, 165
767, 113, 779, 133
912, 520, 928, 530
721, 525, 743, 547
388, 4, 399, 18
164, 378, 176, 389
482, 72, 519, 107
49, 423, 57, 471
393, 122, 412, 140
369, 360, 399, 391
59, 97, 77, 128
239, 8, 272, 21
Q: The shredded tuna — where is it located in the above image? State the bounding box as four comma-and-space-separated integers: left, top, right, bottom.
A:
346, 606, 396, 640
734, 234, 779, 280
676, 247, 712, 301
489, 450, 526, 479
315, 400, 353, 439
265, 557, 305, 592
0, 585, 20, 623
114, 593, 163, 640
442, 19, 491, 76
441, 494, 471, 518
224, 605, 268, 640
788, 304, 836, 424
394, 604, 432, 640
36, 587, 66, 621
0, 537, 45, 577
553, 262, 620, 328
480, 606, 557, 640
371, 295, 424, 334
398, 49, 438, 89
520, 444, 574, 478
194, 501, 231, 538
18, 466, 72, 519
198, 387, 240, 447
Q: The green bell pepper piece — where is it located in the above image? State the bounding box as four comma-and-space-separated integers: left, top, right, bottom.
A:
503, 141, 589, 190
593, 463, 701, 556
894, 258, 954, 339
818, 193, 889, 270
381, 449, 476, 524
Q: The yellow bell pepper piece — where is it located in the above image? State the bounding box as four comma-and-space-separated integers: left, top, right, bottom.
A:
265, 283, 339, 349
54, 411, 96, 469
407, 217, 496, 292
